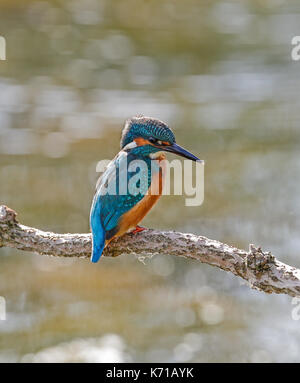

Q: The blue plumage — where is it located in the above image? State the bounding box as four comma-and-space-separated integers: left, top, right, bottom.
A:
90, 150, 152, 262
90, 115, 202, 263
90, 196, 105, 263
121, 116, 175, 149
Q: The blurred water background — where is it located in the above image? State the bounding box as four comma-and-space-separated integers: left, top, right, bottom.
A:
1, 0, 300, 362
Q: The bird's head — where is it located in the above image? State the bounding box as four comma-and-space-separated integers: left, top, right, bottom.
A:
120, 116, 203, 162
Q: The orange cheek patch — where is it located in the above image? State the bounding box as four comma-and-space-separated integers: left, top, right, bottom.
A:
134, 138, 171, 147
134, 137, 150, 146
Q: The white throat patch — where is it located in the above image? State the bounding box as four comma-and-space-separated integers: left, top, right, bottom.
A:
123, 141, 137, 151
150, 151, 164, 159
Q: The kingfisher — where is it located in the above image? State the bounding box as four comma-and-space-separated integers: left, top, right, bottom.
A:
90, 115, 203, 263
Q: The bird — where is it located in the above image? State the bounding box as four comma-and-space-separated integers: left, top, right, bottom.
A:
90, 115, 203, 262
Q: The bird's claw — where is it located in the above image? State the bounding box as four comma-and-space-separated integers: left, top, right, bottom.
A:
131, 226, 147, 234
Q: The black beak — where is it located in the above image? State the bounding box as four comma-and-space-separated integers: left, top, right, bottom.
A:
163, 143, 204, 163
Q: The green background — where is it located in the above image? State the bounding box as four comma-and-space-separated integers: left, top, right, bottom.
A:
0, 0, 299, 362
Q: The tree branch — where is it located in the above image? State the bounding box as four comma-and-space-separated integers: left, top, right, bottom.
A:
1, 205, 300, 297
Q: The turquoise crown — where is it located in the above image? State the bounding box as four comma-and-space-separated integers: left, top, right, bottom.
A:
120, 116, 175, 149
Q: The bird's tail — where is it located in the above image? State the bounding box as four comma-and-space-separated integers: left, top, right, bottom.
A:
90, 196, 105, 263
91, 237, 105, 263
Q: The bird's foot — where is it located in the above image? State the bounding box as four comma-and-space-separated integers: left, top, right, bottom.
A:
131, 225, 146, 234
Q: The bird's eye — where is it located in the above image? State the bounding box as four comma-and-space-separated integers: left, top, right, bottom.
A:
149, 137, 158, 144
149, 137, 164, 145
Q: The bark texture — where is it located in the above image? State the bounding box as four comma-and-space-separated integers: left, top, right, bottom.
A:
1, 205, 299, 297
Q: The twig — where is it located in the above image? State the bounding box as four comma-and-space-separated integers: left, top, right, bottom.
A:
1, 205, 300, 297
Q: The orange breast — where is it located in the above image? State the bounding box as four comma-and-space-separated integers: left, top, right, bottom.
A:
117, 155, 166, 237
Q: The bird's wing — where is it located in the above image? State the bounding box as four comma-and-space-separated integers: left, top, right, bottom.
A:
93, 151, 151, 236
